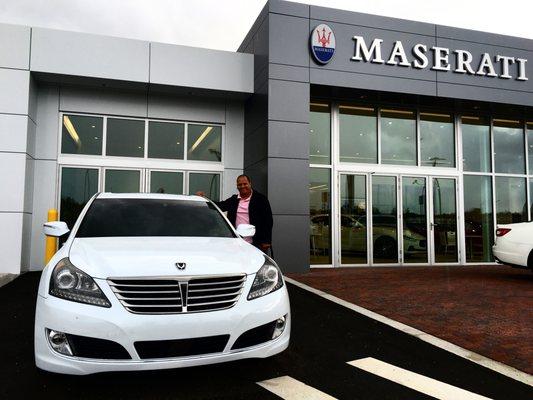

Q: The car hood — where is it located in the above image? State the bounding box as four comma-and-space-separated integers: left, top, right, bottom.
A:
68, 237, 265, 279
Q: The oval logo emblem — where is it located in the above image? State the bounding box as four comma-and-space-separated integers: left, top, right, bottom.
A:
175, 262, 186, 270
310, 24, 336, 65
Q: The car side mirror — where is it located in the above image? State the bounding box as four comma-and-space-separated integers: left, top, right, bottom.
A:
236, 224, 255, 238
43, 221, 70, 237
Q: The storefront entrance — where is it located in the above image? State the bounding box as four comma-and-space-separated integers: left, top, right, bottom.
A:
331, 173, 459, 267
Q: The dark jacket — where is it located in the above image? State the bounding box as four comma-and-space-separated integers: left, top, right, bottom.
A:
216, 190, 273, 246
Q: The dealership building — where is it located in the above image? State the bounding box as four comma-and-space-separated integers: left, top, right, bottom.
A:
1, 0, 532, 275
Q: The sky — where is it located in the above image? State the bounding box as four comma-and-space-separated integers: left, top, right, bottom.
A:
0, 0, 532, 51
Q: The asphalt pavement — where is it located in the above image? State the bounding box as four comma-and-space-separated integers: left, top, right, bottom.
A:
1, 272, 531, 399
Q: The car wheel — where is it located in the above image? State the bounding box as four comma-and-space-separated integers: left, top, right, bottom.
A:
374, 236, 397, 259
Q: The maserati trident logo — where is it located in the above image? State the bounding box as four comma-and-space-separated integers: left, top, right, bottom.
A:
310, 24, 336, 65
175, 262, 186, 270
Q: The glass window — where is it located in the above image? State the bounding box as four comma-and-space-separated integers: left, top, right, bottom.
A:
530, 178, 533, 218
381, 109, 416, 166
420, 112, 455, 167
187, 124, 222, 161
189, 173, 220, 201
402, 177, 427, 263
77, 199, 235, 238
461, 116, 491, 172
310, 168, 331, 264
493, 119, 525, 174
339, 105, 377, 163
495, 176, 527, 223
150, 171, 183, 195
104, 169, 140, 193
463, 175, 493, 262
527, 122, 533, 175
106, 118, 145, 157
61, 115, 103, 155
148, 122, 184, 160
340, 175, 367, 264
372, 176, 398, 263
309, 103, 331, 165
432, 178, 458, 263
60, 167, 99, 230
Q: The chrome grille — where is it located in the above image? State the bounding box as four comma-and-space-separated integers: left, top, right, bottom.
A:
108, 275, 246, 314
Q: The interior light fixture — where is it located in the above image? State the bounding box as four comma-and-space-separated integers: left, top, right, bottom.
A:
190, 126, 213, 153
63, 116, 81, 149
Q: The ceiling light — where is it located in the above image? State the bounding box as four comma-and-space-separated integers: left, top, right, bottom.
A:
63, 116, 81, 149
190, 126, 213, 152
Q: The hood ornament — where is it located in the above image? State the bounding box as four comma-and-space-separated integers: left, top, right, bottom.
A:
175, 262, 186, 270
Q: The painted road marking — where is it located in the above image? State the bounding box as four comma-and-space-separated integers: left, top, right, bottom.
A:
348, 357, 492, 400
257, 376, 337, 400
285, 277, 533, 387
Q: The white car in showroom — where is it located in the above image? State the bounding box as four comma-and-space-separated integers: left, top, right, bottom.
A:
492, 222, 533, 271
35, 193, 290, 375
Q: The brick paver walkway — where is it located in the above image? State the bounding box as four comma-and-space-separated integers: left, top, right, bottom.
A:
288, 265, 533, 375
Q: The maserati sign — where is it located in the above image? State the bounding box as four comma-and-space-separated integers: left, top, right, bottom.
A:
310, 24, 336, 64
351, 36, 528, 81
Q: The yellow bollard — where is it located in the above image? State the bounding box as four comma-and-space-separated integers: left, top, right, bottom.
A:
44, 209, 58, 265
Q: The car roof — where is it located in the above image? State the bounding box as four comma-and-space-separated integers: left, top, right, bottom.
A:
97, 193, 208, 202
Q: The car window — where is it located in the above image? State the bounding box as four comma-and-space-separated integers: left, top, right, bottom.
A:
76, 199, 236, 238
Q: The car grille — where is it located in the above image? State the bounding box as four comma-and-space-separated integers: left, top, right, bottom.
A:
107, 275, 247, 314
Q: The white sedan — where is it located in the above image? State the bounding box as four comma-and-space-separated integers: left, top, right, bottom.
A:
35, 193, 290, 375
492, 222, 533, 271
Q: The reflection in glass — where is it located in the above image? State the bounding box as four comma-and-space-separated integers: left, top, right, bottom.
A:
148, 122, 184, 160
105, 169, 140, 193
187, 125, 222, 161
381, 109, 416, 165
530, 179, 533, 218
60, 167, 99, 231
463, 175, 493, 262
432, 178, 457, 263
402, 177, 427, 263
309, 103, 331, 165
309, 168, 331, 264
372, 176, 398, 263
339, 106, 377, 163
61, 115, 103, 155
150, 171, 183, 195
493, 119, 525, 174
527, 122, 533, 175
340, 175, 367, 264
461, 116, 491, 172
496, 176, 527, 223
189, 173, 220, 201
420, 113, 454, 167
106, 118, 145, 157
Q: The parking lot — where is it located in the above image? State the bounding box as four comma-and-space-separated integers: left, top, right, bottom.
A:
2, 271, 532, 399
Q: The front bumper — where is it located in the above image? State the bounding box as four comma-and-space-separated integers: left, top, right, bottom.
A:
34, 277, 290, 375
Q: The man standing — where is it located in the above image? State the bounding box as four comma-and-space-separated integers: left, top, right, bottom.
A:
198, 175, 273, 252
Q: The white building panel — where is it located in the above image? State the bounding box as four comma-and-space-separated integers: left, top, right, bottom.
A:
0, 212, 23, 274
0, 69, 30, 115
31, 28, 150, 83
0, 23, 30, 70
0, 114, 28, 153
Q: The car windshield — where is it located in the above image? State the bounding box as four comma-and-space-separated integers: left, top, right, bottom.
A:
76, 198, 236, 238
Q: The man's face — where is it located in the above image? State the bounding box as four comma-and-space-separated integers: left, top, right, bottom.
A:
237, 176, 252, 198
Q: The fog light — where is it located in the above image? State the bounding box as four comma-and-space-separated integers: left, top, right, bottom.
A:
272, 315, 287, 339
46, 329, 73, 356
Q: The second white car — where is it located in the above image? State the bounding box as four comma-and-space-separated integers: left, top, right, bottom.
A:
492, 221, 533, 271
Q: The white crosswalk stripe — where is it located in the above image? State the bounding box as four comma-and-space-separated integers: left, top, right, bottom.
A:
257, 376, 337, 400
348, 357, 493, 400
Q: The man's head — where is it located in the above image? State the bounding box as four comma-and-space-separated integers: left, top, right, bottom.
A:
236, 174, 252, 198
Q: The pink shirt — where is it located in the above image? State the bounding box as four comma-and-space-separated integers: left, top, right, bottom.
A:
236, 192, 253, 243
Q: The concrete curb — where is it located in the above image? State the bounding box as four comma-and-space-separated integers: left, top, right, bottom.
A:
285, 276, 533, 387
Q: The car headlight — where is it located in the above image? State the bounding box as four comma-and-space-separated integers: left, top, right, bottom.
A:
49, 258, 111, 307
248, 256, 284, 300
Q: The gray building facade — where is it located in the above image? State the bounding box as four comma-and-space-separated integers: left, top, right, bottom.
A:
1, 0, 532, 275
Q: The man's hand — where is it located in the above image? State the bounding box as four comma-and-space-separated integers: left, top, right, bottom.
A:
260, 243, 271, 252
195, 191, 206, 197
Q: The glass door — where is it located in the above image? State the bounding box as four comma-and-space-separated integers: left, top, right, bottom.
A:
430, 177, 459, 263
371, 175, 399, 264
401, 176, 429, 264
339, 174, 368, 265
